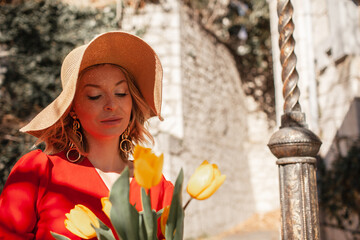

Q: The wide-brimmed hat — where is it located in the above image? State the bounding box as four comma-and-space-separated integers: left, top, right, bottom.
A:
20, 31, 163, 138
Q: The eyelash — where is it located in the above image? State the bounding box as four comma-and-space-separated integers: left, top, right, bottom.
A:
88, 95, 101, 100
115, 93, 128, 97
87, 93, 127, 100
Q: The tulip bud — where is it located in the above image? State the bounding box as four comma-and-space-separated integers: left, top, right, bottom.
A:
101, 197, 112, 219
64, 204, 99, 239
186, 160, 226, 200
133, 145, 164, 189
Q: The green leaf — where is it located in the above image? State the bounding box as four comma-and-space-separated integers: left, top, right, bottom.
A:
139, 213, 147, 240
98, 218, 111, 231
156, 208, 164, 219
50, 232, 71, 240
174, 201, 184, 240
141, 188, 157, 240
94, 225, 116, 240
92, 218, 116, 240
165, 169, 184, 240
109, 167, 139, 240
152, 211, 157, 240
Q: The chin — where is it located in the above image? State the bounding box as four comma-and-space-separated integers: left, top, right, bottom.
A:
99, 131, 123, 138
86, 131, 123, 140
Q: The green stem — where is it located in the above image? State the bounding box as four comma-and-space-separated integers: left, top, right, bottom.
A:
183, 197, 193, 210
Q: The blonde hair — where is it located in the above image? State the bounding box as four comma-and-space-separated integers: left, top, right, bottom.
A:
37, 64, 154, 162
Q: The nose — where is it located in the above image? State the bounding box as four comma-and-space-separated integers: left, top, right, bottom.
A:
104, 96, 115, 111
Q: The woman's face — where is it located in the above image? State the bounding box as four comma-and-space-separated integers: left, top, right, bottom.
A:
72, 64, 132, 141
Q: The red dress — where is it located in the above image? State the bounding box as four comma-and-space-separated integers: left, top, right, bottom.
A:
0, 150, 173, 240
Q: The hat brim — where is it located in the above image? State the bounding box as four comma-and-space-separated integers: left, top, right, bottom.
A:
20, 31, 163, 138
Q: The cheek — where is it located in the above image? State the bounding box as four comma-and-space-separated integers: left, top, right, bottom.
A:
73, 100, 97, 122
76, 107, 92, 120
117, 96, 133, 114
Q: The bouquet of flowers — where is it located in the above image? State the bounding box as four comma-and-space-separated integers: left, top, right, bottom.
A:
52, 145, 226, 240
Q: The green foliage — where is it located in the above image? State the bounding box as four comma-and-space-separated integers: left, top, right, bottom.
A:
108, 167, 184, 240
318, 140, 360, 236
51, 232, 72, 240
141, 188, 158, 240
229, 0, 274, 119
0, 0, 118, 192
93, 220, 116, 240
165, 169, 184, 240
109, 167, 140, 240
0, 0, 117, 119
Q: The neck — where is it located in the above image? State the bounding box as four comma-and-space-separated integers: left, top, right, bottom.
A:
84, 134, 126, 173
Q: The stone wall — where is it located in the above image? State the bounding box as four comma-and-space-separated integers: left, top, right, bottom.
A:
178, 6, 255, 237
302, 0, 360, 161
310, 0, 360, 161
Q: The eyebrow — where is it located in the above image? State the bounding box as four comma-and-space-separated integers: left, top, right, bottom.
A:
84, 80, 126, 88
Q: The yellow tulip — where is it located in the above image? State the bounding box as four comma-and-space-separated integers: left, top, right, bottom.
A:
64, 204, 99, 239
160, 206, 170, 236
101, 197, 112, 219
186, 160, 226, 200
133, 145, 164, 189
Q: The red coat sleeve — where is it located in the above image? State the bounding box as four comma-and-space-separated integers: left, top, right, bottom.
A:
0, 150, 49, 239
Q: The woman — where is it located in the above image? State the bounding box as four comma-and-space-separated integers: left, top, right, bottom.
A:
0, 31, 173, 239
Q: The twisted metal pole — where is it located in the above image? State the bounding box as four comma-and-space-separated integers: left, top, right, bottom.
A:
268, 0, 322, 239
278, 0, 301, 114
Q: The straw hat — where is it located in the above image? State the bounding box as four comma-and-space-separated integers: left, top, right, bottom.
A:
20, 31, 163, 138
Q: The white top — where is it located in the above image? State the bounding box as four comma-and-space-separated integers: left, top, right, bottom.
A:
95, 168, 134, 191
94, 162, 134, 191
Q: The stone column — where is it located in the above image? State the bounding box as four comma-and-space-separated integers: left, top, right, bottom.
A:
268, 0, 322, 239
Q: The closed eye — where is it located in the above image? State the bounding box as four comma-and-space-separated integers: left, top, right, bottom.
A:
115, 93, 128, 97
88, 95, 101, 100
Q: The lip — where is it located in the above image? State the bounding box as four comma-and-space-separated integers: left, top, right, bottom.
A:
100, 117, 123, 125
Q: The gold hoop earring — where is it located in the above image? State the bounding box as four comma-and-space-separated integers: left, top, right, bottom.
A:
66, 115, 83, 162
120, 127, 133, 153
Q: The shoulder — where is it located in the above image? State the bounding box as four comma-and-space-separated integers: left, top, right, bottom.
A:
13, 149, 49, 170
15, 150, 76, 168
6, 149, 51, 182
